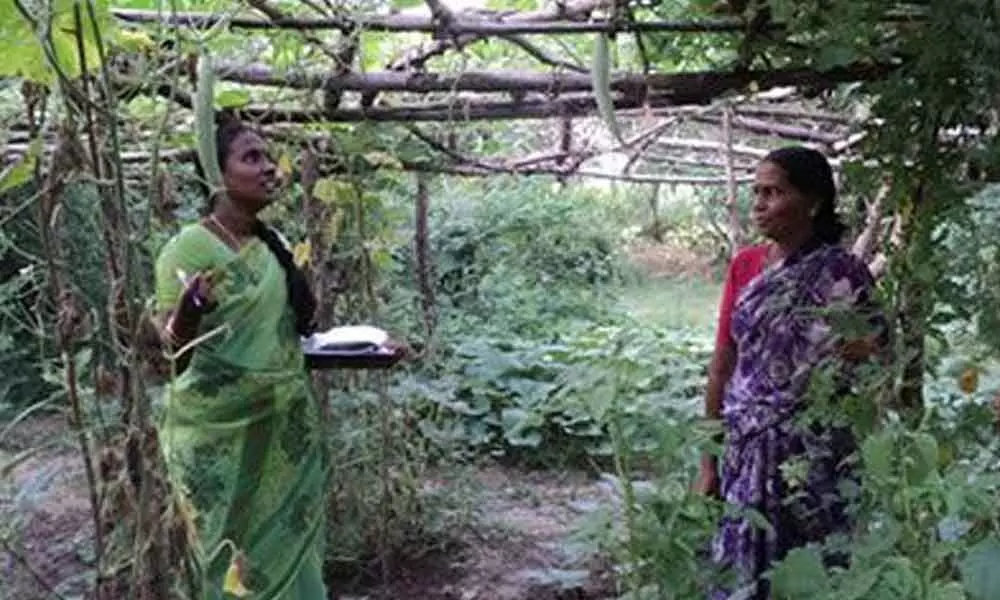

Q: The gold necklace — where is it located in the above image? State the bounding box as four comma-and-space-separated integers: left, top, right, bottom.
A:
208, 214, 243, 249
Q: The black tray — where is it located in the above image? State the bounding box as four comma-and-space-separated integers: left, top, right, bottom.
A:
303, 347, 404, 370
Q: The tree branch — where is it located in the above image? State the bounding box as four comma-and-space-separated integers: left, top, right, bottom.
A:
734, 104, 850, 123
424, 0, 458, 39
8, 138, 754, 187
363, 0, 602, 108
212, 61, 898, 97
693, 113, 846, 144
245, 0, 344, 63
641, 152, 755, 172
852, 177, 892, 262
498, 35, 587, 72
400, 161, 756, 184
649, 137, 771, 159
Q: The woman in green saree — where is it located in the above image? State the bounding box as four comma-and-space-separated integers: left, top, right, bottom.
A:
154, 118, 328, 599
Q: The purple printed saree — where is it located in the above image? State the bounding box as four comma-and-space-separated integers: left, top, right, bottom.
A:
710, 241, 883, 600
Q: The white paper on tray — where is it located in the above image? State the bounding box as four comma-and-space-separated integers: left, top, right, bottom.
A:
303, 325, 389, 352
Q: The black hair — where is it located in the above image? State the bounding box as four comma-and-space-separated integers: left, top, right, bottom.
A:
193, 117, 317, 336
763, 145, 847, 245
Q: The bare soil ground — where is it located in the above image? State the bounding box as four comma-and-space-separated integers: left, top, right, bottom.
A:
625, 239, 717, 280
1, 414, 618, 600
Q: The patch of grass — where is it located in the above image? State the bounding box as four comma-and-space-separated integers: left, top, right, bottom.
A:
619, 276, 722, 331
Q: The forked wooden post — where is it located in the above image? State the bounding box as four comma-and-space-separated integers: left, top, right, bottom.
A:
722, 105, 744, 256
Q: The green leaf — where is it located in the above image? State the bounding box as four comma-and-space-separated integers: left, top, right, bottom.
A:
0, 138, 41, 192
501, 407, 543, 447
906, 432, 939, 484
961, 537, 1000, 600
363, 151, 403, 170
835, 566, 881, 600
0, 0, 109, 83
929, 581, 968, 600
215, 89, 251, 109
313, 178, 353, 205
815, 44, 858, 70
767, 547, 830, 598
861, 430, 895, 480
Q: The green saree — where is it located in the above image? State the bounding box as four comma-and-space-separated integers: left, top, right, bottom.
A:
154, 223, 328, 599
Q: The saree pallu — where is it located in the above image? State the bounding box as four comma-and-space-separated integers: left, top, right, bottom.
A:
154, 224, 328, 599
710, 242, 883, 600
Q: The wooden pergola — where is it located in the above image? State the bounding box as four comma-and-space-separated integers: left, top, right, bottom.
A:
1, 0, 905, 188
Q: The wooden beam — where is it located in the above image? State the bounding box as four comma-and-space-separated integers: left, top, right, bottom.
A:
214, 62, 897, 96
112, 8, 769, 35
693, 114, 846, 144
733, 105, 850, 124
111, 7, 923, 36
3, 143, 750, 186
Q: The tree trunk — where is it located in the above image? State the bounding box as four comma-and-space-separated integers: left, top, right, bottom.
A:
414, 173, 437, 342
647, 183, 664, 242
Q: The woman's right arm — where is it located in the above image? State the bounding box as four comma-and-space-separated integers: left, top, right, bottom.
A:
695, 252, 743, 495
695, 343, 736, 496
702, 343, 736, 458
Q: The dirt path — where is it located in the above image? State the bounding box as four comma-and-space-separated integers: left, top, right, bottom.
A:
333, 466, 617, 600
1, 415, 617, 600
1, 415, 94, 600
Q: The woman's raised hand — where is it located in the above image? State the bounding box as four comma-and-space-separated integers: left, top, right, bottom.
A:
178, 269, 220, 315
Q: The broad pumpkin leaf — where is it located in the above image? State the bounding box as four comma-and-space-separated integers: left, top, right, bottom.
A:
766, 547, 830, 598
834, 565, 880, 600
929, 581, 967, 600
815, 44, 858, 70
906, 431, 939, 485
861, 429, 895, 480
960, 536, 1000, 600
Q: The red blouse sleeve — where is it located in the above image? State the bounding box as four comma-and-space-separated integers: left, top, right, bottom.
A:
714, 245, 768, 351
714, 255, 742, 352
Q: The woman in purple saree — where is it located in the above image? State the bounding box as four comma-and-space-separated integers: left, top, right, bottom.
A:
697, 147, 886, 599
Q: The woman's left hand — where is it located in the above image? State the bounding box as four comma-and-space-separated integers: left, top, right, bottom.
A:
384, 338, 414, 360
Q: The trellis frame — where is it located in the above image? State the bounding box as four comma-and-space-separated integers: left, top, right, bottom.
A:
2, 0, 910, 186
